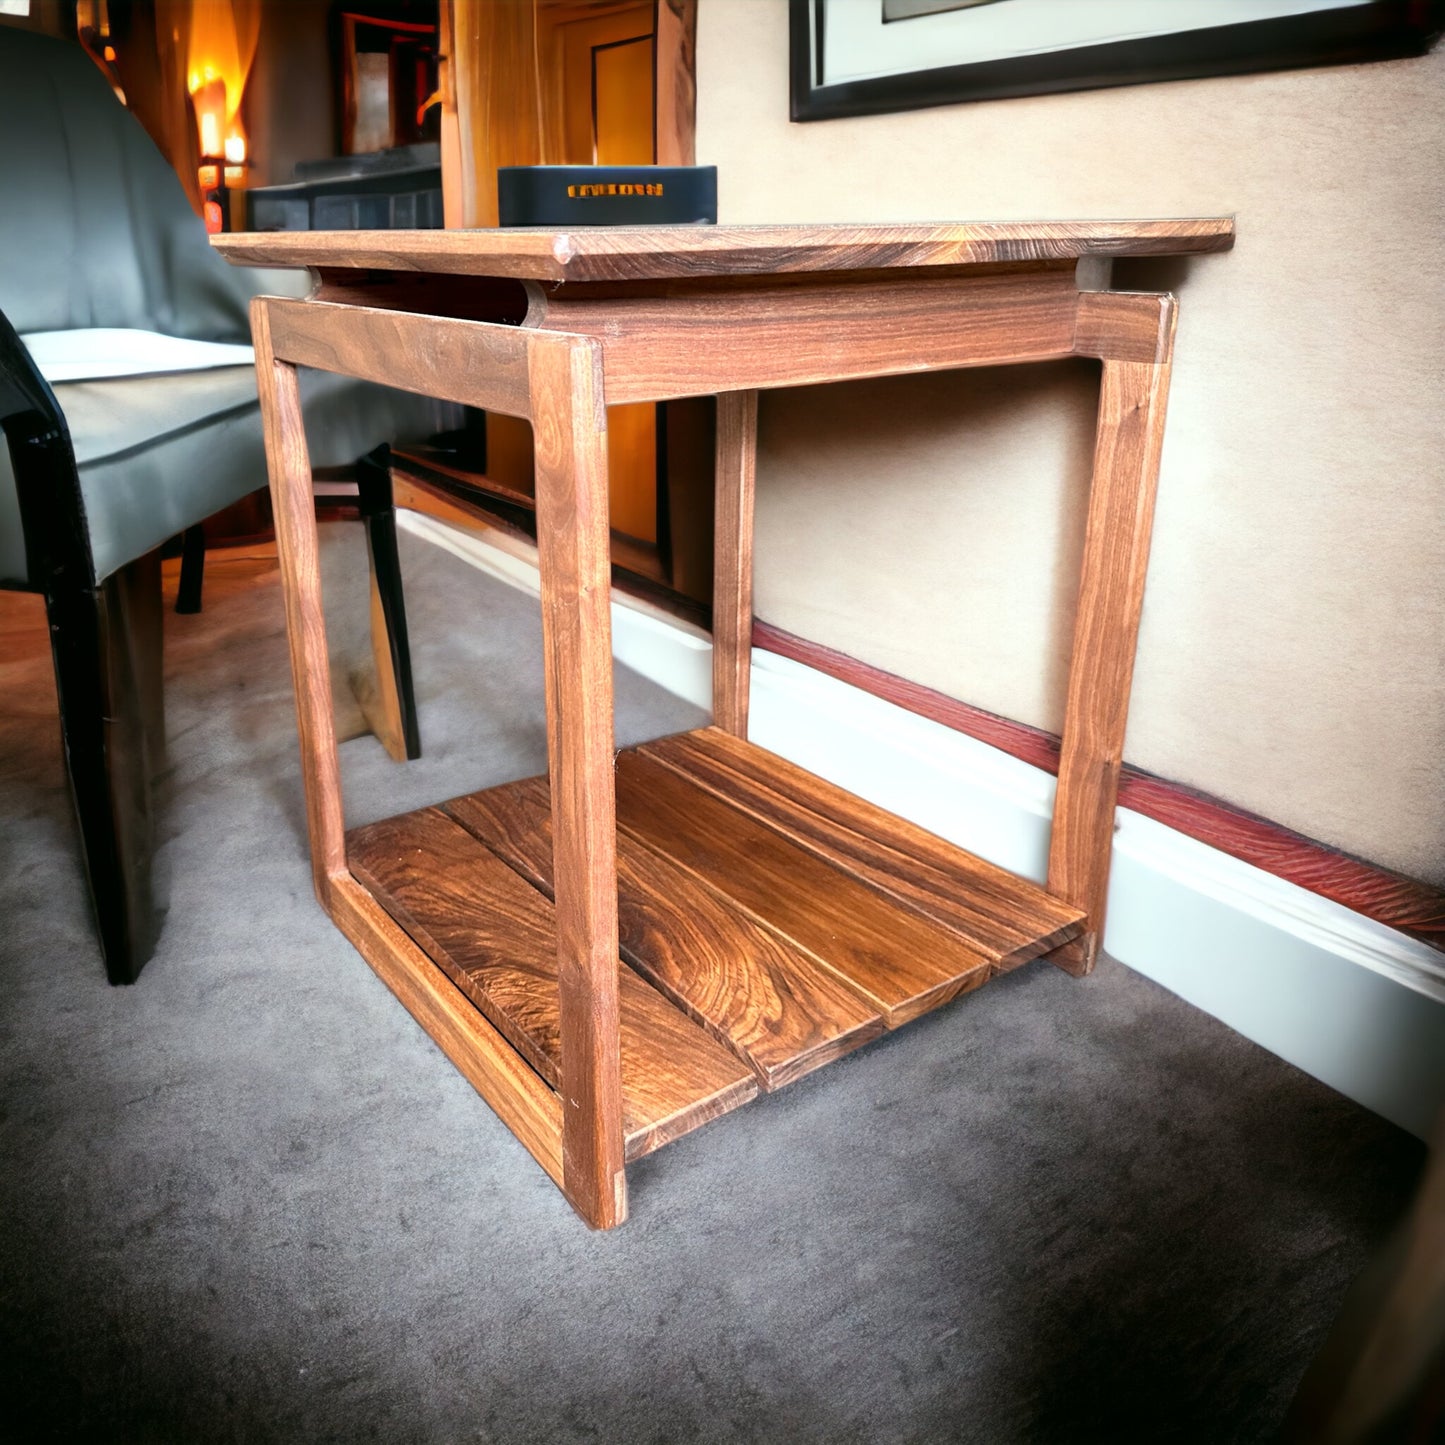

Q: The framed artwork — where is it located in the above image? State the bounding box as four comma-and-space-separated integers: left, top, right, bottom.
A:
790, 0, 1444, 121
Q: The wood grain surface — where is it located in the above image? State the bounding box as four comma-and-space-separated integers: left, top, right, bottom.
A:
1049, 336, 1176, 975
347, 808, 757, 1165
1073, 290, 1178, 364
446, 776, 886, 1092
213, 218, 1235, 283
528, 334, 629, 1224
641, 728, 1085, 968
531, 270, 1083, 403
329, 872, 566, 1190
612, 750, 995, 1026
250, 300, 347, 900
264, 298, 535, 420
713, 390, 758, 738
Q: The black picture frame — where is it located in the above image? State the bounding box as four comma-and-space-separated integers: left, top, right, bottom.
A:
790, 0, 1444, 122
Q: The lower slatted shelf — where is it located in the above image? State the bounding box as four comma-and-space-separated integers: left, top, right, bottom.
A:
347, 727, 1086, 1157
346, 808, 758, 1162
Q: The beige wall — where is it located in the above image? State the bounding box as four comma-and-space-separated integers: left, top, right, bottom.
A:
695, 0, 1445, 887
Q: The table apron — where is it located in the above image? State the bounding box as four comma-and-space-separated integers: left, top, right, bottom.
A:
262, 296, 539, 418
531, 270, 1084, 404
261, 281, 1174, 416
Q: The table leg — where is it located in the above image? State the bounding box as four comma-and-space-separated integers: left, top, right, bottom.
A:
713, 390, 759, 738
252, 299, 348, 902
529, 334, 627, 1229
356, 444, 422, 764
1048, 295, 1177, 975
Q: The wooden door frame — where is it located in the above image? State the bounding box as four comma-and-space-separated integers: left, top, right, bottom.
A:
438, 0, 696, 226
655, 0, 697, 166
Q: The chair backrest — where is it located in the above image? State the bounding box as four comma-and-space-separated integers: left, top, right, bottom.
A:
0, 26, 257, 342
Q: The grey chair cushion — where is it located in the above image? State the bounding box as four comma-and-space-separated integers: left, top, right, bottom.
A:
0, 365, 453, 586
0, 27, 457, 588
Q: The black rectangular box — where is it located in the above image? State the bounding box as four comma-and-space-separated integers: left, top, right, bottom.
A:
497, 165, 717, 228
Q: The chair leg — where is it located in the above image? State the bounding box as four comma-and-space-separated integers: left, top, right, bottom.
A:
46, 550, 166, 984
354, 444, 421, 762
175, 523, 206, 614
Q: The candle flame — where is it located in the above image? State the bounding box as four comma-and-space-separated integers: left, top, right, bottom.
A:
198, 104, 222, 158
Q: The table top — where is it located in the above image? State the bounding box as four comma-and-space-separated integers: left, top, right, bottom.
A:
213, 218, 1234, 284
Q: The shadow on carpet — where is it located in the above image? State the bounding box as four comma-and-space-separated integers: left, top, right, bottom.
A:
0, 526, 1425, 1444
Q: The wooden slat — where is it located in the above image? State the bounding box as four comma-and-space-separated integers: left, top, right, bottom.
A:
264, 297, 535, 420
527, 333, 628, 1227
642, 728, 1084, 969
329, 873, 566, 1191
446, 778, 885, 1092
713, 390, 758, 737
214, 218, 1236, 283
250, 300, 347, 899
532, 271, 1081, 404
1049, 320, 1177, 976
347, 809, 757, 1165
612, 751, 994, 1027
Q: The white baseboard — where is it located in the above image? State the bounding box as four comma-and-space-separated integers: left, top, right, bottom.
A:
401, 511, 1445, 1141
398, 509, 716, 699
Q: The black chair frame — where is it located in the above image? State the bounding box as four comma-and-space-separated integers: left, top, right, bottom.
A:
0, 308, 420, 984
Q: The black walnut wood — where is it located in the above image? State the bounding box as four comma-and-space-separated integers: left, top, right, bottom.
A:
221, 218, 1234, 1229
250, 300, 347, 900
612, 748, 996, 1026
446, 776, 886, 1091
530, 270, 1084, 403
752, 618, 1445, 956
528, 334, 629, 1224
328, 872, 566, 1189
264, 297, 535, 420
347, 808, 757, 1164
1073, 289, 1176, 364
214, 218, 1234, 283
1048, 323, 1176, 974
713, 390, 758, 737
641, 727, 1085, 968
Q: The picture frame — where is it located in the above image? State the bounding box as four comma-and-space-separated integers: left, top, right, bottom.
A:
790, 0, 1444, 122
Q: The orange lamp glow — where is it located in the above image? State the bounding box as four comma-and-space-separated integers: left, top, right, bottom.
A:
192, 75, 225, 158
186, 0, 258, 153
187, 2, 257, 231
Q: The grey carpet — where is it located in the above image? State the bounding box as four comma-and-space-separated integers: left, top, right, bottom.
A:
0, 526, 1425, 1444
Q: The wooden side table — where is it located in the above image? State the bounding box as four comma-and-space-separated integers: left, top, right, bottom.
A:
216, 220, 1234, 1229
